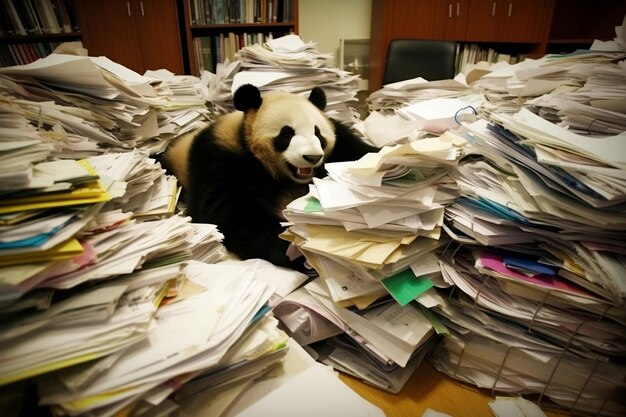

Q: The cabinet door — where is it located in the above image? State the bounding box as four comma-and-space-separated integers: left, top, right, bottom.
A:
386, 0, 468, 40
74, 0, 144, 73
133, 0, 183, 74
496, 0, 553, 42
466, 0, 552, 42
465, 0, 501, 41
441, 0, 470, 40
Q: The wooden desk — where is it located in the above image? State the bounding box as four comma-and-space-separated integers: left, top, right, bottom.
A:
339, 360, 571, 417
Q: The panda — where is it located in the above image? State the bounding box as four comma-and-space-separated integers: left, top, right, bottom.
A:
162, 83, 378, 271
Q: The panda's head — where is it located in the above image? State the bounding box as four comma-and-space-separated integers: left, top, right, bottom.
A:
234, 84, 336, 184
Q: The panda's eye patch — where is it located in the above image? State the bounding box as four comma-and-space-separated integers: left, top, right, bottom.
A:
315, 126, 327, 148
274, 126, 295, 152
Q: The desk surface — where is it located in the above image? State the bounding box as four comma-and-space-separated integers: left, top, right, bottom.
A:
339, 360, 571, 417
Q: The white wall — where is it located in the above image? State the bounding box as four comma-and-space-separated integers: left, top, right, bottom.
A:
298, 0, 372, 66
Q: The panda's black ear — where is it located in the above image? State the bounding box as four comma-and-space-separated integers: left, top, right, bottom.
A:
308, 87, 326, 111
233, 84, 263, 112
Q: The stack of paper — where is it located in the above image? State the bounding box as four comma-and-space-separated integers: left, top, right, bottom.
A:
468, 50, 626, 132
0, 102, 57, 190
0, 52, 386, 417
204, 34, 363, 124
273, 133, 469, 392
283, 133, 468, 285
36, 261, 286, 417
273, 278, 438, 394
0, 54, 211, 156
174, 337, 385, 417
366, 76, 475, 115
429, 97, 626, 415
0, 157, 110, 304
527, 51, 626, 135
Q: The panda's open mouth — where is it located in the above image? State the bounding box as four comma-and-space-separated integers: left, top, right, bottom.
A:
296, 167, 313, 178
288, 164, 314, 180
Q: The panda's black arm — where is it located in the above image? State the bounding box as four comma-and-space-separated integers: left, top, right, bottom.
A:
327, 119, 379, 164
187, 169, 302, 270
223, 215, 297, 269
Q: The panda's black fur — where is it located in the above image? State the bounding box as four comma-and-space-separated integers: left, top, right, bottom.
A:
162, 84, 378, 271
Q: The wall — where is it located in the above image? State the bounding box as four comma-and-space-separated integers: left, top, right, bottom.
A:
298, 0, 372, 66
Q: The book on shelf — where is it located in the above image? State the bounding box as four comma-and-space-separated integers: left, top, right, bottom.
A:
6, 0, 28, 36
189, 0, 293, 25
456, 43, 524, 74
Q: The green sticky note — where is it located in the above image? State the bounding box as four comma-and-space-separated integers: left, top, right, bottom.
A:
304, 197, 323, 212
381, 268, 433, 306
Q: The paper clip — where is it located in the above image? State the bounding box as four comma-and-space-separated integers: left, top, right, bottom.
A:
454, 105, 478, 124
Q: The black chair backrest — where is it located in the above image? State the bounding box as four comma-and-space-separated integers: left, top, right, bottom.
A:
383, 39, 457, 85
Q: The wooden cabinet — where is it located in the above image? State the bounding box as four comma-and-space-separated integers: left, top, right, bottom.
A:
376, 0, 469, 41
73, 0, 183, 75
181, 0, 299, 76
369, 0, 626, 92
465, 0, 553, 43
547, 0, 626, 54
369, 0, 556, 92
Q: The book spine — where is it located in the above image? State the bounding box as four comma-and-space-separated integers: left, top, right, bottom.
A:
6, 0, 28, 35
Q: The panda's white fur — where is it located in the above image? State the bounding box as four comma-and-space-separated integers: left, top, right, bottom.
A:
162, 84, 377, 271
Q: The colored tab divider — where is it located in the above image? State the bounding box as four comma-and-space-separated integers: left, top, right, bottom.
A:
381, 268, 433, 306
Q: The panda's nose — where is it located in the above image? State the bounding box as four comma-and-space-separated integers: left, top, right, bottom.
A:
303, 154, 322, 164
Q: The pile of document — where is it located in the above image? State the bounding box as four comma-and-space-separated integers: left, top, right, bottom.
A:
204, 34, 363, 124
0, 109, 257, 416
35, 260, 289, 417
0, 54, 211, 155
428, 92, 626, 414
0, 47, 387, 416
0, 155, 299, 416
366, 76, 474, 115
469, 49, 626, 130
272, 132, 469, 392
526, 50, 626, 135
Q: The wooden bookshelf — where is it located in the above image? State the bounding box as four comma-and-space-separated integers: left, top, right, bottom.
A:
181, 0, 299, 75
0, 0, 81, 67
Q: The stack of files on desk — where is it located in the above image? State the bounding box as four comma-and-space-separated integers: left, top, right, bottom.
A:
526, 50, 626, 135
0, 53, 211, 156
431, 103, 626, 415
469, 57, 569, 118
428, 247, 626, 417
0, 278, 161, 387
0, 171, 230, 416
0, 104, 56, 190
34, 260, 283, 417
86, 150, 181, 220
273, 278, 436, 394
0, 157, 110, 303
470, 49, 626, 129
366, 75, 474, 115
173, 337, 385, 417
205, 34, 363, 124
282, 132, 468, 285
275, 134, 469, 391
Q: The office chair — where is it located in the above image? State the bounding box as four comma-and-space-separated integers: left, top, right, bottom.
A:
383, 39, 457, 85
